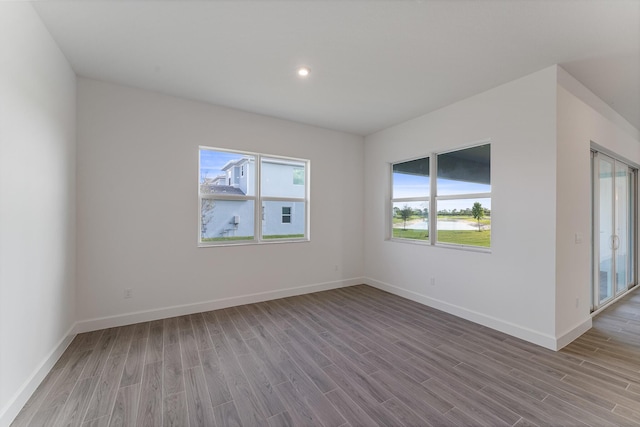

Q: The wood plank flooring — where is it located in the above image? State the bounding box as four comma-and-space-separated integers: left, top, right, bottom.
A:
11, 285, 640, 426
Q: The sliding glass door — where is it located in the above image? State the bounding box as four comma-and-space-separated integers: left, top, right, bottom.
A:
592, 151, 636, 311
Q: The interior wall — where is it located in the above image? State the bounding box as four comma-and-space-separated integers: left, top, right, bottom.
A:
363, 66, 560, 349
0, 3, 77, 424
555, 68, 640, 345
76, 78, 364, 327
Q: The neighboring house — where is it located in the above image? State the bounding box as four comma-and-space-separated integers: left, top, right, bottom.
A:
201, 156, 305, 239
212, 174, 226, 186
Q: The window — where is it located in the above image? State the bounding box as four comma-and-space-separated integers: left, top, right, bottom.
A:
199, 147, 309, 245
436, 144, 491, 248
282, 207, 291, 223
390, 143, 491, 249
391, 157, 430, 241
261, 157, 306, 239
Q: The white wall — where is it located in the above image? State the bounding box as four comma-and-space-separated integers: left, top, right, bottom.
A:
364, 67, 560, 348
555, 68, 640, 346
76, 78, 364, 329
0, 3, 77, 425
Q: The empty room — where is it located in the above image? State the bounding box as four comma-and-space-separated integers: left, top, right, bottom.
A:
2, 1, 640, 426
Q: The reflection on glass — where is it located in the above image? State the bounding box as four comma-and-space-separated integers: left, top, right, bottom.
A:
615, 162, 628, 296
598, 157, 614, 303
436, 198, 491, 247
437, 145, 490, 196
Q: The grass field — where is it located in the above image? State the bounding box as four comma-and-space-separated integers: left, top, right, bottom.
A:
438, 230, 490, 247
392, 229, 429, 240
201, 236, 253, 242
263, 234, 305, 240
392, 228, 490, 247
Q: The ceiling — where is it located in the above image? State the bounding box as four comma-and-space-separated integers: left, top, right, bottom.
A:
33, 0, 639, 136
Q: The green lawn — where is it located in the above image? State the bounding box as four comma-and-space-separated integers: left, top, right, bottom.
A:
201, 236, 254, 242
263, 234, 305, 240
392, 229, 429, 240
438, 230, 490, 247
392, 228, 490, 247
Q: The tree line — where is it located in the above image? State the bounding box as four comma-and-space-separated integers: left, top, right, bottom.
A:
395, 202, 490, 231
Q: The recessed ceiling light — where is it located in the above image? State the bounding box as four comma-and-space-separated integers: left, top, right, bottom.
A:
297, 67, 310, 78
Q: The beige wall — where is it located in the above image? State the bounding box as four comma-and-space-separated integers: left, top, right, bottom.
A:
555, 68, 640, 346
364, 67, 560, 348
0, 3, 76, 424
75, 78, 365, 329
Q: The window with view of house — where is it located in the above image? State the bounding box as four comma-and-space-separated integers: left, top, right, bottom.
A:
199, 147, 309, 245
391, 142, 491, 249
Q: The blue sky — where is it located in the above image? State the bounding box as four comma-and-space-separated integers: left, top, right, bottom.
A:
199, 149, 247, 182
393, 172, 491, 210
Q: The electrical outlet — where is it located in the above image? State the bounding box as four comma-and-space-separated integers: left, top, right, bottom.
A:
124, 288, 133, 299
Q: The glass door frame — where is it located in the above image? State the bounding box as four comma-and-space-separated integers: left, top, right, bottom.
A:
591, 149, 638, 312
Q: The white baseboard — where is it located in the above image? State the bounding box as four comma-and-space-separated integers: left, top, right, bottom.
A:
0, 324, 77, 427
363, 277, 562, 351
555, 317, 592, 350
75, 277, 363, 334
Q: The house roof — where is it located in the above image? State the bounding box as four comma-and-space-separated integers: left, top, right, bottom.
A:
207, 185, 245, 196
221, 158, 250, 172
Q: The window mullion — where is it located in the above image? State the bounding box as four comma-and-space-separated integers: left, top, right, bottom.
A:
430, 155, 437, 245
391, 196, 430, 203
262, 196, 306, 203
255, 154, 262, 242
436, 192, 491, 201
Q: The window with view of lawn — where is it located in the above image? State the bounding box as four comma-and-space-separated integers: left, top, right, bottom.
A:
391, 143, 491, 249
199, 147, 309, 245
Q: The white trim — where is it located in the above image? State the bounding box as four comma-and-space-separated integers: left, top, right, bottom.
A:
74, 278, 363, 334
390, 197, 430, 203
436, 192, 492, 201
555, 318, 593, 350
363, 277, 559, 350
0, 324, 77, 427
434, 138, 493, 157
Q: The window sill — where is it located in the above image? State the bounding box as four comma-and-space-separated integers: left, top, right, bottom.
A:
388, 237, 491, 254
198, 238, 310, 248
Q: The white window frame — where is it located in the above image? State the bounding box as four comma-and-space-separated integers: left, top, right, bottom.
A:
390, 155, 430, 243
199, 146, 310, 246
390, 141, 491, 251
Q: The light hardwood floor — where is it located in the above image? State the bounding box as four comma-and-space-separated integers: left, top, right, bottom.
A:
11, 285, 640, 426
